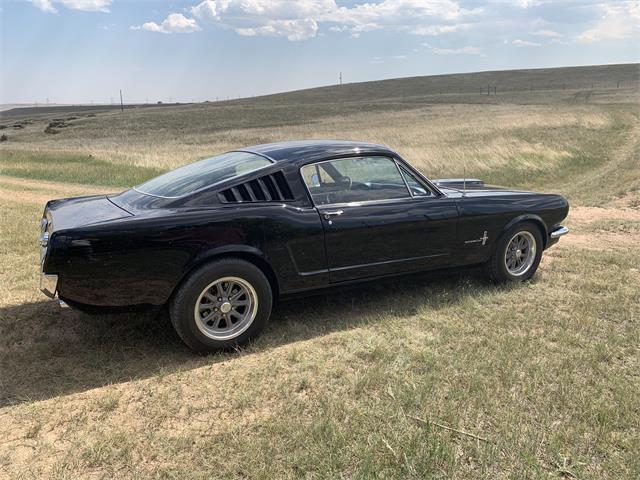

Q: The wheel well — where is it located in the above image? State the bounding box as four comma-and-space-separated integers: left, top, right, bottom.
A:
506, 218, 547, 249
491, 218, 547, 258
525, 219, 547, 248
171, 253, 280, 304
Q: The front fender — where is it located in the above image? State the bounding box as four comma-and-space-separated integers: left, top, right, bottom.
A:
501, 214, 549, 248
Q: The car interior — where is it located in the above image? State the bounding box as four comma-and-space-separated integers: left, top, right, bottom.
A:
303, 157, 430, 205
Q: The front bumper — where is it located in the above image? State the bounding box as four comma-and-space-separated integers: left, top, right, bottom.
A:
548, 225, 569, 247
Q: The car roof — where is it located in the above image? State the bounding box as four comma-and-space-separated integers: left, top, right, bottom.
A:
241, 140, 395, 164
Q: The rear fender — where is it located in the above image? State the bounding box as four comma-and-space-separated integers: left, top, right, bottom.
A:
174, 244, 279, 300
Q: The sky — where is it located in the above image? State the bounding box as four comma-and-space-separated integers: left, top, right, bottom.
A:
1, 0, 639, 104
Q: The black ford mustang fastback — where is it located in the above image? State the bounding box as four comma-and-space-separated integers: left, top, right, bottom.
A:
39, 140, 569, 352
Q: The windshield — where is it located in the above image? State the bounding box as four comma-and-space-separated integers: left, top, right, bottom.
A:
135, 151, 272, 198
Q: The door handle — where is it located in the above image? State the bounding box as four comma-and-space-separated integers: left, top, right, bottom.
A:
323, 210, 344, 220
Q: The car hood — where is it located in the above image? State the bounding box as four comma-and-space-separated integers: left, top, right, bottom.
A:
439, 185, 537, 198
434, 178, 537, 197
45, 194, 132, 232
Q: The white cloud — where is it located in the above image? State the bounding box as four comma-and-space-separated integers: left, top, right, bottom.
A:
430, 45, 482, 55
371, 54, 409, 63
410, 24, 470, 36
30, 0, 57, 13
187, 0, 480, 41
30, 0, 111, 13
512, 39, 542, 47
577, 2, 640, 42
135, 13, 201, 34
530, 18, 550, 28
190, 0, 220, 22
59, 0, 111, 12
530, 29, 562, 38
235, 19, 318, 41
514, 0, 542, 7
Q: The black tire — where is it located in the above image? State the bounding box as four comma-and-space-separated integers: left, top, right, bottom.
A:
484, 221, 543, 283
169, 258, 272, 353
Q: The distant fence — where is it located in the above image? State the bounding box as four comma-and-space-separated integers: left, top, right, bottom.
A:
474, 80, 639, 95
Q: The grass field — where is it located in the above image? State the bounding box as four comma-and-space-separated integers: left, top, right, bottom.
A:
1, 64, 639, 479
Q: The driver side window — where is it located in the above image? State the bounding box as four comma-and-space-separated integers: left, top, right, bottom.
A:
301, 156, 411, 206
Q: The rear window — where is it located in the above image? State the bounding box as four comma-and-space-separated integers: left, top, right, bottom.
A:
135, 151, 272, 198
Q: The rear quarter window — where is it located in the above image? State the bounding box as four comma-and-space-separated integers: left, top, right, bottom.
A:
136, 151, 272, 198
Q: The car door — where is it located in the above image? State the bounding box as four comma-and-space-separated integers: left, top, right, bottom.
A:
301, 156, 459, 283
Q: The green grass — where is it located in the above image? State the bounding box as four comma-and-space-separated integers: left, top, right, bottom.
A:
1, 248, 637, 478
0, 150, 162, 187
468, 119, 630, 193
0, 65, 639, 479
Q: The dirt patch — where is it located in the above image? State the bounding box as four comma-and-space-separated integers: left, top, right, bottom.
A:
553, 205, 640, 251
569, 205, 640, 224
560, 231, 640, 250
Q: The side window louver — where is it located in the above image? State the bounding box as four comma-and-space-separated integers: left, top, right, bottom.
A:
219, 171, 294, 203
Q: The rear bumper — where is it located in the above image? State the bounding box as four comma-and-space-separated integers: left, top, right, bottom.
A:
547, 225, 569, 247
40, 273, 58, 298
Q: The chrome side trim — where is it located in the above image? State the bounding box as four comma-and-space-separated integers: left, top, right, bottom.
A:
550, 226, 569, 239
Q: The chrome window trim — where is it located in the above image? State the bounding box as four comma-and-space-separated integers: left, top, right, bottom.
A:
395, 161, 433, 199
391, 154, 444, 197
133, 150, 276, 200
393, 159, 413, 197
299, 155, 415, 208
307, 195, 440, 209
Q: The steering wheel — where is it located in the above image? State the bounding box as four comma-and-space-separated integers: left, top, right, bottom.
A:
337, 175, 352, 190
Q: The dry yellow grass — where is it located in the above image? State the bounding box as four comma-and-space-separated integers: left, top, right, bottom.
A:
1, 78, 639, 478
1, 102, 614, 172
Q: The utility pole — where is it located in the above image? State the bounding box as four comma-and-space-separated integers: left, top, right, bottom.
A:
339, 72, 342, 85
119, 89, 124, 113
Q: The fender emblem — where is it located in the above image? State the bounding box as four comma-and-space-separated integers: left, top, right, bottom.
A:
465, 231, 489, 246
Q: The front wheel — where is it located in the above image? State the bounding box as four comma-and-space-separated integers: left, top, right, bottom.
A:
484, 222, 543, 283
170, 258, 272, 353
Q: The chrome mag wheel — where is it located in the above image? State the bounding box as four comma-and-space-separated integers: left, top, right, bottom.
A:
504, 231, 537, 276
194, 276, 258, 340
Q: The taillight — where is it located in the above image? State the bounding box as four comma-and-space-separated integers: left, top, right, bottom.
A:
39, 214, 52, 247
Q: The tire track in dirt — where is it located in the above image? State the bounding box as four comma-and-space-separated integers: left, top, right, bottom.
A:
558, 204, 640, 251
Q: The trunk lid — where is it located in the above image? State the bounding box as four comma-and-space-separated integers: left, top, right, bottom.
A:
44, 194, 133, 232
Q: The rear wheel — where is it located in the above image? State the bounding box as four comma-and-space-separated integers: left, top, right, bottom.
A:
484, 222, 543, 283
170, 258, 272, 353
